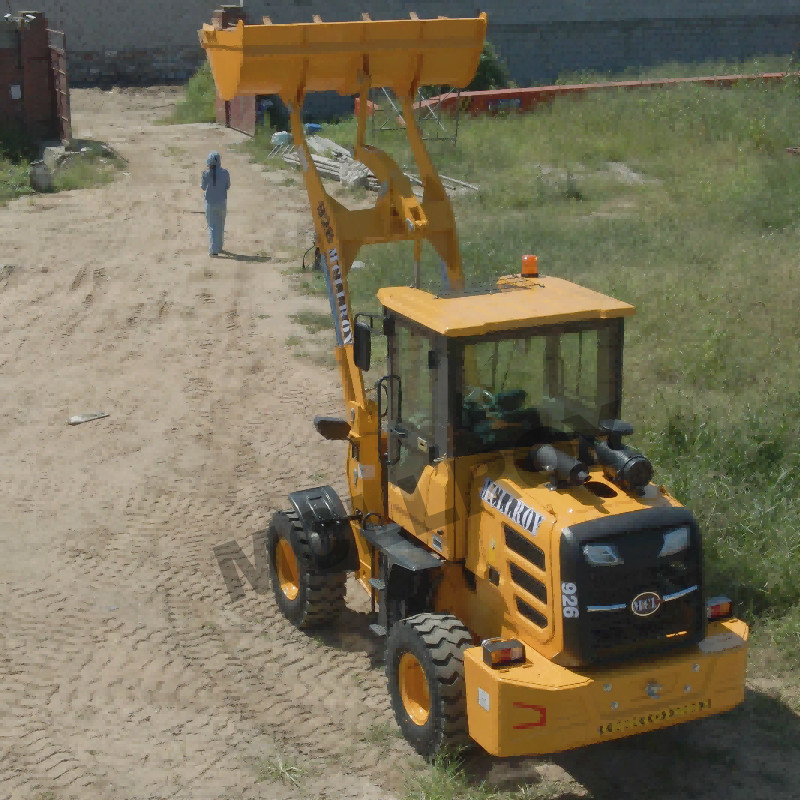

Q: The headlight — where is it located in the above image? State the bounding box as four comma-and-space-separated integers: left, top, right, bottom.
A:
582, 543, 623, 566
659, 526, 690, 558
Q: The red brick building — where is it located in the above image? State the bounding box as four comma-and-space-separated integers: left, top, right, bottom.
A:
210, 6, 255, 135
0, 10, 70, 142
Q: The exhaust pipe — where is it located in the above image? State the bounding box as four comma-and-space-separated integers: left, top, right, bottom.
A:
532, 445, 589, 487
594, 440, 653, 491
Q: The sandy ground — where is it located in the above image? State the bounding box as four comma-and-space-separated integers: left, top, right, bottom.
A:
2, 88, 800, 800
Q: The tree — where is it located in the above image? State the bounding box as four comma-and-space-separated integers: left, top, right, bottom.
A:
467, 42, 511, 92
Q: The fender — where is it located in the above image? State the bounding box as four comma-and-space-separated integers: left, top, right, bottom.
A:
287, 485, 359, 572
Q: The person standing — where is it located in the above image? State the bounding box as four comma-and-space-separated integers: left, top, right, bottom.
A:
201, 151, 231, 256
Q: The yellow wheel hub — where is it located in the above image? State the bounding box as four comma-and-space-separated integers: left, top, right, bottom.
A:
399, 652, 430, 726
275, 538, 299, 601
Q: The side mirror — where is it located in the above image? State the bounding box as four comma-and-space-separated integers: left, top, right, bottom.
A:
313, 416, 351, 441
353, 320, 371, 371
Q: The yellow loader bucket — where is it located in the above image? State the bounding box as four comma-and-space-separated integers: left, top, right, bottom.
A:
199, 14, 487, 101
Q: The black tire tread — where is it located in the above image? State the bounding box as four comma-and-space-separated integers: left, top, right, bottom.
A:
387, 612, 473, 757
268, 510, 346, 629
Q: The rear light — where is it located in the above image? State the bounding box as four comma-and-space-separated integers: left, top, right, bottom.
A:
707, 596, 733, 621
482, 638, 526, 668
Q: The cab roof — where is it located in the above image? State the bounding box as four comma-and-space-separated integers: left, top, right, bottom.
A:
377, 276, 635, 337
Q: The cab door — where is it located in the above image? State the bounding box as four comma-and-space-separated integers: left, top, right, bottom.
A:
385, 317, 457, 556
388, 320, 437, 494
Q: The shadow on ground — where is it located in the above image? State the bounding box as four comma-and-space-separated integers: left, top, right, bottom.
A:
65, 137, 128, 164
216, 250, 272, 262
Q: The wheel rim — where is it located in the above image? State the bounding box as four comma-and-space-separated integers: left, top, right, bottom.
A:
399, 652, 430, 726
275, 538, 299, 601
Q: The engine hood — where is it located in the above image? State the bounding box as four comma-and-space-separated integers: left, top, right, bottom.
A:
477, 458, 680, 535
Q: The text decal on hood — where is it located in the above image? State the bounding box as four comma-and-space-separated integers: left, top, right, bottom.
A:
480, 478, 544, 536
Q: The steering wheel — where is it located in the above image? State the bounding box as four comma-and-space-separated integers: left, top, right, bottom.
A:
465, 386, 495, 409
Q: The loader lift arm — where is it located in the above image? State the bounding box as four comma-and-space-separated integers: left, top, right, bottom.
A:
200, 13, 484, 412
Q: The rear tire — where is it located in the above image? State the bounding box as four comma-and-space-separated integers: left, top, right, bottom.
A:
386, 613, 473, 759
267, 510, 346, 628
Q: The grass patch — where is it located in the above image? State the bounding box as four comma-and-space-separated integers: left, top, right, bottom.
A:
362, 721, 402, 749
237, 122, 296, 172
2, 127, 124, 201
430, 76, 799, 669
53, 150, 124, 191
284, 254, 329, 297
0, 123, 36, 205
295, 274, 328, 297
404, 750, 564, 800
405, 750, 491, 800
556, 54, 796, 84
0, 158, 34, 204
241, 58, 800, 672
165, 62, 216, 124
290, 310, 331, 334
256, 753, 306, 787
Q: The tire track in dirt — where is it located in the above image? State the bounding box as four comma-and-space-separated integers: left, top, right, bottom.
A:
4, 86, 800, 800
0, 87, 406, 800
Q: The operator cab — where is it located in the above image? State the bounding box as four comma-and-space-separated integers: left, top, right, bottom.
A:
378, 278, 632, 483
368, 277, 635, 554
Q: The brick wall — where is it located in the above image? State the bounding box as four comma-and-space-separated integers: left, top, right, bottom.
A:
18, 1, 800, 88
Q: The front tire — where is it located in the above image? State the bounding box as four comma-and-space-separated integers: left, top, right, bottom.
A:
386, 613, 473, 759
267, 510, 346, 628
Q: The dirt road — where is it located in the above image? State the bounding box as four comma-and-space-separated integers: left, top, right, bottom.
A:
0, 88, 402, 800
1, 88, 799, 800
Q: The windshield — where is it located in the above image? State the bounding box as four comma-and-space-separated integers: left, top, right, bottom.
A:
454, 320, 622, 456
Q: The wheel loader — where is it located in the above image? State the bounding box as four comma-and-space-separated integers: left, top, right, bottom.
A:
200, 12, 748, 759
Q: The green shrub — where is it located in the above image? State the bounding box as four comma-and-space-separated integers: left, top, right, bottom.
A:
0, 122, 37, 162
0, 159, 33, 204
168, 62, 217, 123
0, 123, 36, 204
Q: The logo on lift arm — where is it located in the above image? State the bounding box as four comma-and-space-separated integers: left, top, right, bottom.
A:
316, 202, 353, 347
480, 478, 544, 536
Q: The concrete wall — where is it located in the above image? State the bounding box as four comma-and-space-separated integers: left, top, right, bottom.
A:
19, 1, 800, 87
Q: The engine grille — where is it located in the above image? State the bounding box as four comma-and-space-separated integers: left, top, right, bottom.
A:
584, 536, 701, 661
560, 508, 705, 665
505, 525, 548, 630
